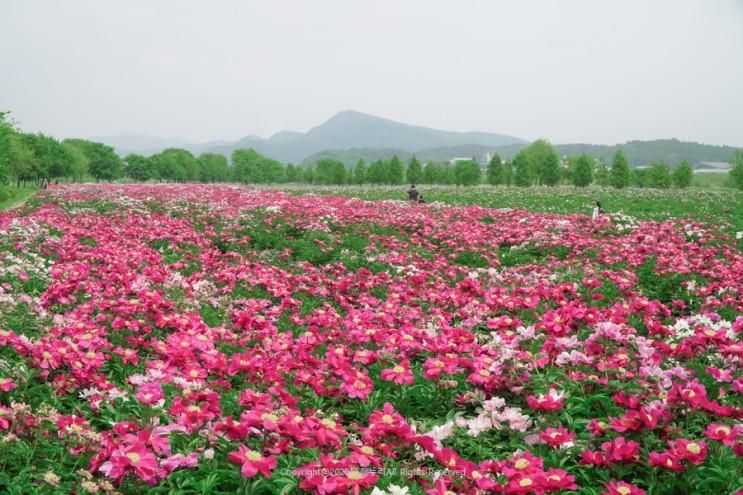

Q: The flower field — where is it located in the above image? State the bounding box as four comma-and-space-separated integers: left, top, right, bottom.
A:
0, 184, 741, 495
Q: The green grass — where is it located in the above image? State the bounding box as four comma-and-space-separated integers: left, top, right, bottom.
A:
691, 171, 731, 188
0, 186, 38, 211
271, 184, 743, 233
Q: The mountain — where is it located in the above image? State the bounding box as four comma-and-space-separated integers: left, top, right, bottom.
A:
205, 110, 525, 163
93, 110, 525, 163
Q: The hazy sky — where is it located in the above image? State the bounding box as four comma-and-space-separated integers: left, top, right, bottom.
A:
2, 0, 742, 145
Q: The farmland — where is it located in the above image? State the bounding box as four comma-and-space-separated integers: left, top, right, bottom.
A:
0, 183, 741, 495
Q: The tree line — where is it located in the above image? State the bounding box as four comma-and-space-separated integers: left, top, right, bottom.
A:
3, 112, 743, 191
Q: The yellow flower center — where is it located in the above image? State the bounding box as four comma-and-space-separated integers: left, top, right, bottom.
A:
519, 478, 533, 487
514, 459, 529, 470
617, 488, 631, 495
126, 452, 141, 464
381, 414, 394, 425
686, 443, 700, 454
347, 470, 363, 481
245, 450, 262, 462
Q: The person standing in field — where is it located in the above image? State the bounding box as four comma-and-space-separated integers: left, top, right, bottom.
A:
407, 184, 419, 203
592, 199, 603, 220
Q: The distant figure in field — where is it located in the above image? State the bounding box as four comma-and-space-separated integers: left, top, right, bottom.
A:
407, 184, 419, 203
592, 200, 604, 220
42, 178, 49, 190
418, 195, 426, 204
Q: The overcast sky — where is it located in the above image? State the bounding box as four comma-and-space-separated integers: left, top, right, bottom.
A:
1, 0, 742, 145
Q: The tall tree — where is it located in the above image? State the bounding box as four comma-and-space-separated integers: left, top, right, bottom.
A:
5, 133, 36, 183
0, 112, 14, 183
123, 154, 153, 181
730, 150, 743, 190
62, 140, 89, 181
610, 150, 631, 189
572, 154, 593, 187
150, 148, 198, 182
22, 133, 74, 180
406, 155, 422, 184
285, 163, 299, 183
65, 139, 122, 182
232, 148, 264, 183
646, 162, 672, 189
353, 159, 367, 184
303, 166, 315, 184
0, 112, 36, 183
632, 168, 646, 188
367, 160, 386, 184
453, 159, 481, 186
594, 160, 609, 187
513, 150, 533, 187
385, 156, 404, 185
198, 153, 229, 182
672, 160, 693, 188
486, 153, 504, 185
503, 160, 513, 186
422, 162, 440, 184
524, 139, 560, 186
315, 158, 347, 184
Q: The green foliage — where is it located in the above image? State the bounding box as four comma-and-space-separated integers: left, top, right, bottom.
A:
198, 153, 229, 182
594, 160, 609, 186
646, 162, 672, 189
123, 153, 154, 181
502, 160, 513, 186
232, 148, 286, 184
486, 153, 504, 185
61, 140, 89, 180
0, 186, 37, 210
572, 154, 594, 187
285, 163, 300, 183
314, 158, 347, 184
21, 133, 75, 179
0, 113, 37, 183
150, 148, 192, 181
385, 156, 405, 185
672, 160, 693, 189
65, 138, 122, 181
729, 150, 743, 190
453, 159, 481, 186
352, 159, 367, 184
422, 162, 452, 184
366, 159, 386, 184
406, 155, 422, 184
513, 150, 533, 187
610, 150, 631, 189
525, 139, 560, 186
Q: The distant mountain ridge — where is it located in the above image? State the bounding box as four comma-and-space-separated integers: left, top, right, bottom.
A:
92, 111, 740, 167
93, 110, 525, 163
